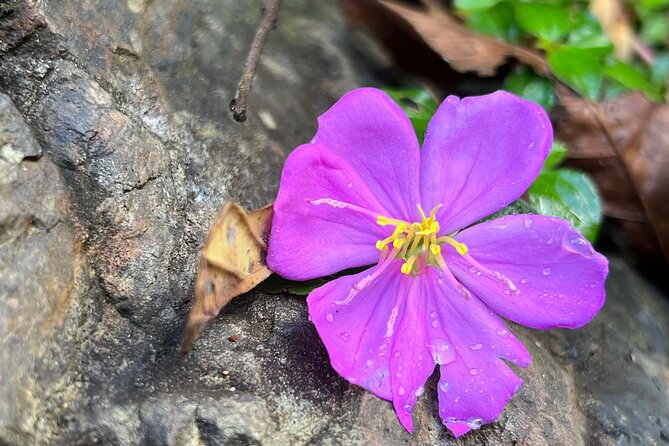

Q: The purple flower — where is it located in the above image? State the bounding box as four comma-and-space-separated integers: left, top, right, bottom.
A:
267, 88, 607, 437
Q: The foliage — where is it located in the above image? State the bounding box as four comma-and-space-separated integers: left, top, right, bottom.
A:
456, 0, 668, 103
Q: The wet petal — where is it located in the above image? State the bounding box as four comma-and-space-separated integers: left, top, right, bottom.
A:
307, 263, 409, 401
312, 88, 421, 221
268, 143, 390, 280
420, 92, 552, 233
448, 215, 608, 329
423, 269, 527, 437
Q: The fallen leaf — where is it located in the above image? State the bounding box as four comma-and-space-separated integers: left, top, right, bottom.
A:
554, 88, 669, 261
378, 0, 548, 77
590, 0, 634, 61
180, 202, 273, 355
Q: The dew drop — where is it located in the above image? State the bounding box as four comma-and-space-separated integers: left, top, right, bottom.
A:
431, 320, 440, 328
470, 343, 483, 350
524, 218, 534, 228
395, 371, 402, 378
427, 338, 456, 365
415, 386, 425, 397
469, 368, 479, 375
347, 182, 353, 188
468, 266, 478, 274
528, 142, 536, 149
430, 311, 437, 319
520, 277, 528, 284
439, 381, 450, 392
542, 267, 552, 276
398, 386, 406, 396
393, 351, 401, 358
562, 233, 594, 256
325, 312, 334, 323
339, 332, 350, 342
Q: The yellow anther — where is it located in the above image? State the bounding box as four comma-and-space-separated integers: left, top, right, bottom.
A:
439, 236, 469, 256
376, 240, 386, 250
393, 238, 405, 249
430, 244, 441, 255
401, 255, 417, 275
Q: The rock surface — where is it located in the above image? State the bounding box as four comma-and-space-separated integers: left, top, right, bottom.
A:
1, 1, 668, 445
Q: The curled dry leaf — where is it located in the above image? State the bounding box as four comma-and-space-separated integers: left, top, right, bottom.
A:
554, 88, 669, 261
378, 0, 548, 77
180, 202, 273, 355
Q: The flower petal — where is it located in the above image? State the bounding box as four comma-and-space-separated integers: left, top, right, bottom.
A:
420, 91, 552, 233
306, 263, 408, 401
448, 215, 608, 329
422, 269, 528, 438
312, 88, 421, 221
268, 143, 390, 280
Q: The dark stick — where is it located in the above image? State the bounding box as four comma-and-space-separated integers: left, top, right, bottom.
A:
230, 0, 283, 122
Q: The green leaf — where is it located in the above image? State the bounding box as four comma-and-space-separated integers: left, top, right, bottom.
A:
529, 168, 602, 242
603, 61, 664, 102
542, 141, 568, 170
465, 2, 521, 42
478, 199, 536, 224
385, 88, 439, 145
455, 0, 503, 12
503, 67, 556, 110
640, 13, 669, 46
640, 0, 669, 10
257, 274, 329, 296
514, 2, 572, 42
547, 46, 603, 100
567, 14, 613, 56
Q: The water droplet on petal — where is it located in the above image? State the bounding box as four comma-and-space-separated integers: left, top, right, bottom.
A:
395, 371, 402, 378
469, 368, 479, 375
431, 320, 440, 328
520, 277, 528, 284
347, 182, 353, 188
439, 381, 450, 392
542, 267, 552, 276
398, 386, 406, 396
393, 351, 401, 358
524, 218, 534, 228
339, 332, 350, 342
415, 386, 425, 397
325, 313, 334, 323
427, 338, 455, 365
430, 311, 437, 319
470, 343, 483, 350
562, 233, 594, 256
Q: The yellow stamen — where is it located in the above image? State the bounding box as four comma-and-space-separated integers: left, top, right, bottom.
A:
374, 204, 467, 275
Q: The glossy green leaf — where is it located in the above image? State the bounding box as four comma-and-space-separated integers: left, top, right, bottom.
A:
466, 2, 521, 42
567, 15, 613, 56
455, 0, 503, 11
542, 141, 568, 170
503, 67, 556, 109
385, 88, 439, 145
514, 2, 572, 42
604, 61, 664, 102
547, 46, 603, 100
529, 169, 602, 242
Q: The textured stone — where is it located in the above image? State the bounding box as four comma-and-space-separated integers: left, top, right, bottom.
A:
0, 1, 668, 445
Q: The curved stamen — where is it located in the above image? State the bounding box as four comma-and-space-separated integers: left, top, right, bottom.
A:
433, 252, 472, 300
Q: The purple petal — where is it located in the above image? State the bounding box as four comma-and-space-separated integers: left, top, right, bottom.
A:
312, 88, 421, 222
448, 215, 608, 329
420, 91, 552, 233
307, 263, 408, 401
268, 143, 390, 280
423, 269, 527, 438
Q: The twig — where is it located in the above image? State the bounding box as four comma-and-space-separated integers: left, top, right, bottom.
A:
230, 0, 283, 122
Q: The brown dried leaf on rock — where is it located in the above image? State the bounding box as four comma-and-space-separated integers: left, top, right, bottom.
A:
181, 202, 273, 355
555, 88, 669, 261
378, 0, 548, 77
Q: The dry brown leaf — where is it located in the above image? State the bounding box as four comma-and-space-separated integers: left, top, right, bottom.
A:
590, 0, 634, 61
554, 88, 669, 261
180, 202, 273, 355
378, 0, 549, 77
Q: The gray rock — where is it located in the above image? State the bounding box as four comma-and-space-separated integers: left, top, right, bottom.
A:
0, 1, 668, 445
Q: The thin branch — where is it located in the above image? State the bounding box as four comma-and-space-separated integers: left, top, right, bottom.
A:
230, 0, 282, 122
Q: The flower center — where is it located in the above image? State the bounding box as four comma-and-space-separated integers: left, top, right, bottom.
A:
375, 205, 468, 276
